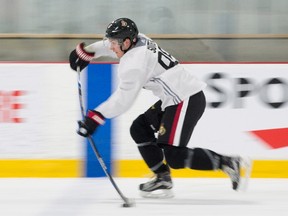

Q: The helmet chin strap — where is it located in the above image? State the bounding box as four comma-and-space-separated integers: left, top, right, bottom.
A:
120, 38, 137, 53
120, 43, 131, 54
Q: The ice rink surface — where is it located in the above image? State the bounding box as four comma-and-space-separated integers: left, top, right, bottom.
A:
0, 178, 287, 216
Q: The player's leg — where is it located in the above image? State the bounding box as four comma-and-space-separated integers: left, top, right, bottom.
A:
130, 101, 173, 197
130, 100, 169, 175
159, 91, 242, 190
133, 92, 205, 197
162, 145, 241, 190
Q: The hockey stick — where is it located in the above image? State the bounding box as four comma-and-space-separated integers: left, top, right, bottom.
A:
76, 66, 134, 207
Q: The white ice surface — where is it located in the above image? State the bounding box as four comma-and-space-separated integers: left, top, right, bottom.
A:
0, 178, 287, 216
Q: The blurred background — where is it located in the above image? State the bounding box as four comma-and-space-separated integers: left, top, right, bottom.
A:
0, 0, 288, 179
0, 0, 288, 62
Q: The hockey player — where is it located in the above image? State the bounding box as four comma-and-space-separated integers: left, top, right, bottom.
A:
69, 18, 242, 198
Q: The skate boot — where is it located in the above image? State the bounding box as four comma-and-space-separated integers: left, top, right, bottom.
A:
139, 171, 173, 198
222, 156, 241, 191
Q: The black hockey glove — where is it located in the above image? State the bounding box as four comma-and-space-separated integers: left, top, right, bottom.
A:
69, 43, 95, 71
77, 110, 105, 137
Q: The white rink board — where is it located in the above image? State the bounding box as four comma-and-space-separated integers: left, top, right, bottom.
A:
114, 64, 288, 160
1, 63, 287, 162
0, 63, 82, 159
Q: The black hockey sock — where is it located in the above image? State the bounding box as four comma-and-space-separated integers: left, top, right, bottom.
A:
186, 148, 222, 170
162, 145, 223, 171
137, 142, 169, 174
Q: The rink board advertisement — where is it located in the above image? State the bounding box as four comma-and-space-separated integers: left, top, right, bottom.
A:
0, 63, 287, 177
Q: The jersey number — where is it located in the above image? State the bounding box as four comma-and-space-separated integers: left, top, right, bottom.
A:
158, 47, 178, 70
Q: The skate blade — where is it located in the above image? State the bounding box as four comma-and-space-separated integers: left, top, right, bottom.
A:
140, 189, 174, 199
238, 157, 253, 192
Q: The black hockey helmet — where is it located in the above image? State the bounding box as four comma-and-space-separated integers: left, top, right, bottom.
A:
105, 18, 139, 44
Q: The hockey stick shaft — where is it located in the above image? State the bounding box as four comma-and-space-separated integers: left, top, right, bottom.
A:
76, 67, 131, 205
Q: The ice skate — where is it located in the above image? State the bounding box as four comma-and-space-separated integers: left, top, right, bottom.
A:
222, 156, 241, 190
238, 157, 253, 191
139, 171, 174, 198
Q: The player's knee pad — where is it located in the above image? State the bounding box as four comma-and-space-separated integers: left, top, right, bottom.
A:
130, 114, 155, 144
163, 145, 188, 169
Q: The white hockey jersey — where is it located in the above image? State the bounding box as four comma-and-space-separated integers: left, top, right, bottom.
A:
87, 34, 206, 119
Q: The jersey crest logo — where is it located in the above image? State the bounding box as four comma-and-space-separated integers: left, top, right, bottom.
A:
158, 124, 166, 136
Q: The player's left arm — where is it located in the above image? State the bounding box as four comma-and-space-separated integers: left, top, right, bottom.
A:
69, 41, 116, 72
77, 68, 146, 137
95, 68, 147, 118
